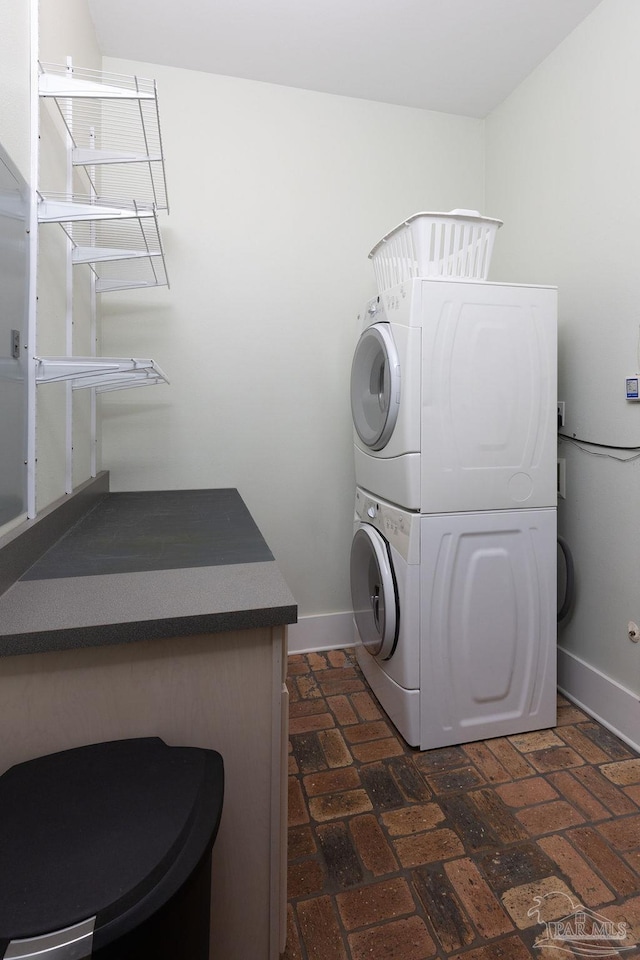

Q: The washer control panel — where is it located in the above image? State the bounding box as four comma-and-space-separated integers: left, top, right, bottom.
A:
354, 488, 417, 563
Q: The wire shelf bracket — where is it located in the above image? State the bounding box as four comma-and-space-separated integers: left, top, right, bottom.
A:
35, 356, 169, 393
37, 194, 156, 223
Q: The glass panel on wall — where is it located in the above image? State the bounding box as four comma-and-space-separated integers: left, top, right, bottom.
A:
0, 143, 28, 526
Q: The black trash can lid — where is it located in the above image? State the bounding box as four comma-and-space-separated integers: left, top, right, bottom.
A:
0, 738, 224, 945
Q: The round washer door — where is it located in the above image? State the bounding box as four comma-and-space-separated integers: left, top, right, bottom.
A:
350, 323, 400, 451
350, 524, 398, 659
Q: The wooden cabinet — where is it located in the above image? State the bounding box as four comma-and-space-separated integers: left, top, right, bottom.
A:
0, 625, 288, 959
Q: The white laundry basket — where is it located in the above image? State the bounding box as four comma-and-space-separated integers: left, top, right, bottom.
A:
369, 209, 503, 293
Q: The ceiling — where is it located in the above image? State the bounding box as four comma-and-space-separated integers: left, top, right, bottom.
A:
86, 0, 602, 119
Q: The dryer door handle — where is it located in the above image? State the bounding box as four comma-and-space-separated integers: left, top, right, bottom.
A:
371, 585, 381, 633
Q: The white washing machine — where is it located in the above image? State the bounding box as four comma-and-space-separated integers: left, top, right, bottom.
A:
351, 278, 557, 513
350, 487, 557, 750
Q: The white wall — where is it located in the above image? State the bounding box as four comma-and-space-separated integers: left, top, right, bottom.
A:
100, 59, 485, 617
0, 0, 30, 180
39, 0, 101, 65
485, 0, 640, 710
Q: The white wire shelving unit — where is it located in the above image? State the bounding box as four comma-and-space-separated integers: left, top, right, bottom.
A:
27, 58, 171, 516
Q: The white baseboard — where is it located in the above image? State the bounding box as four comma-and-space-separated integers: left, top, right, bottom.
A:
287, 612, 357, 655
557, 645, 640, 754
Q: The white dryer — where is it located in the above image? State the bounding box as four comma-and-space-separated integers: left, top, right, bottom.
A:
350, 487, 557, 750
350, 278, 557, 513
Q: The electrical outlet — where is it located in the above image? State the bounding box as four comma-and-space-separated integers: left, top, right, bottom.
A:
557, 401, 565, 429
557, 458, 566, 499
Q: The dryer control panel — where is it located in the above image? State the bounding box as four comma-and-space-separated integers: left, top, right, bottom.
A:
354, 488, 419, 564
356, 294, 385, 332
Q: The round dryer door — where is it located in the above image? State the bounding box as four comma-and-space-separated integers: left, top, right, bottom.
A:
350, 524, 398, 659
350, 323, 400, 451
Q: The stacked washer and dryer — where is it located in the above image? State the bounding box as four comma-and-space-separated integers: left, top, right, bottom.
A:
350, 211, 558, 750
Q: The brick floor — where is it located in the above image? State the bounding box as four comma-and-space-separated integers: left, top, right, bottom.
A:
283, 651, 640, 959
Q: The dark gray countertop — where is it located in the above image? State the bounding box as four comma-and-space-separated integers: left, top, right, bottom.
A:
0, 479, 297, 657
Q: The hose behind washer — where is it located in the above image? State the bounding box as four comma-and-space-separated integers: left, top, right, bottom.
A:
557, 535, 575, 624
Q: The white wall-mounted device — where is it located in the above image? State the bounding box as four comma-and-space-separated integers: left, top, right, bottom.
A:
626, 376, 640, 401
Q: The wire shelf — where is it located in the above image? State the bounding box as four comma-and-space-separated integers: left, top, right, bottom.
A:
92, 256, 169, 294
35, 356, 169, 392
69, 217, 162, 262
